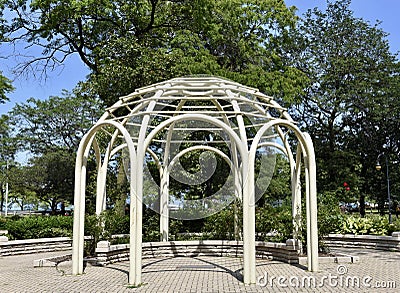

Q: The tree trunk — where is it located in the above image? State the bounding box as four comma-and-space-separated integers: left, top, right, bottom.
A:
359, 194, 365, 217
359, 164, 368, 217
60, 200, 66, 215
51, 199, 57, 215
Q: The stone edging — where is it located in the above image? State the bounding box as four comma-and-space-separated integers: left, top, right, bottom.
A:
0, 237, 73, 256
3, 231, 399, 259
324, 232, 400, 252
94, 239, 361, 267
95, 239, 302, 266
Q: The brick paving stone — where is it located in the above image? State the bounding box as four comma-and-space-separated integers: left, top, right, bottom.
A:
0, 248, 399, 292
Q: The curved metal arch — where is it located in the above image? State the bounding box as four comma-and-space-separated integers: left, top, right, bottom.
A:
168, 145, 234, 173
111, 141, 169, 244
114, 142, 164, 173
167, 144, 238, 198
158, 144, 238, 241
269, 99, 294, 122
143, 113, 247, 161
95, 92, 160, 186
92, 118, 138, 215
257, 139, 302, 240
144, 113, 247, 243
104, 95, 151, 121
162, 94, 237, 166
248, 119, 318, 274
253, 122, 311, 160
269, 124, 303, 240
72, 120, 137, 279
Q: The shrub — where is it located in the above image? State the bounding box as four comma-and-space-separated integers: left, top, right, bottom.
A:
316, 191, 345, 238
256, 204, 293, 242
103, 210, 130, 236
0, 217, 7, 230
83, 214, 102, 256
336, 214, 400, 236
300, 191, 345, 252
3, 215, 73, 240
142, 212, 161, 242
202, 204, 241, 240
83, 207, 164, 249
388, 217, 400, 235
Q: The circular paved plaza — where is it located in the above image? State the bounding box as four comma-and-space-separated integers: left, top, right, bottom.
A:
0, 248, 399, 292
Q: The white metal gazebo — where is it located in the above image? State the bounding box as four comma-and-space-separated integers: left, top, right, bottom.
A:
72, 76, 318, 285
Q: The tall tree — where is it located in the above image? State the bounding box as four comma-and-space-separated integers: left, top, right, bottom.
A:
8, 91, 102, 212
345, 60, 400, 215
290, 0, 400, 214
10, 90, 102, 155
2, 0, 307, 105
2, 0, 312, 216
6, 164, 39, 211
24, 150, 75, 213
0, 114, 16, 212
85, 0, 308, 105
0, 10, 14, 104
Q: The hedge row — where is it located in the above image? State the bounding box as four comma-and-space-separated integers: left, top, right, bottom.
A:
0, 215, 73, 240
1, 208, 399, 242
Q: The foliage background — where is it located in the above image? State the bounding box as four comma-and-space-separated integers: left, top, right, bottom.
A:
0, 0, 399, 246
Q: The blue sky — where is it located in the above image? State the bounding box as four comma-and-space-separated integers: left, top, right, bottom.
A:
285, 0, 400, 53
0, 0, 399, 116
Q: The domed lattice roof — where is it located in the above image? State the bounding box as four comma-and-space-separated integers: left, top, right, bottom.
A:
100, 75, 293, 148
96, 76, 296, 219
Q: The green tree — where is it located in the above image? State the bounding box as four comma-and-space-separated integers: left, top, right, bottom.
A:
0, 72, 13, 104
7, 165, 39, 211
257, 153, 291, 207
290, 0, 400, 215
2, 0, 307, 105
24, 150, 75, 213
8, 92, 102, 212
10, 90, 102, 155
0, 114, 17, 212
2, 0, 311, 219
1, 2, 16, 103
86, 0, 308, 105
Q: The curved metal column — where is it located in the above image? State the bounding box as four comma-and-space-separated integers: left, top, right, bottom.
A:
132, 99, 158, 285
303, 133, 318, 272
71, 76, 319, 289
159, 167, 169, 241
250, 119, 319, 279
72, 121, 137, 279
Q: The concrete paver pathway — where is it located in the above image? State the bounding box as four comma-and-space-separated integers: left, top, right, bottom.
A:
0, 248, 398, 292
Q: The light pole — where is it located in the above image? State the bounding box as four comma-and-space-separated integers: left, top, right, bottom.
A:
376, 154, 392, 224
4, 160, 8, 217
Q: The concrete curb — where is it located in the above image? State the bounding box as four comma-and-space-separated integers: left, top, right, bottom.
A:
33, 254, 72, 267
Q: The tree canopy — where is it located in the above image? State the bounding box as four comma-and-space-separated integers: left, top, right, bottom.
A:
1, 0, 399, 218
0, 114, 16, 212
290, 0, 400, 214
5, 92, 102, 212
2, 0, 308, 105
10, 90, 102, 155
0, 72, 13, 104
